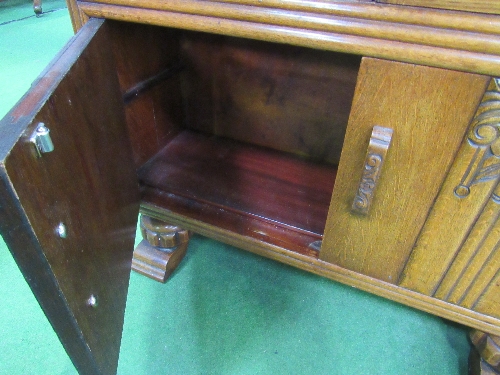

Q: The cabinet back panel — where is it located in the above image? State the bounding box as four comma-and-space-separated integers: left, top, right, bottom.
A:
108, 22, 360, 166
179, 31, 360, 164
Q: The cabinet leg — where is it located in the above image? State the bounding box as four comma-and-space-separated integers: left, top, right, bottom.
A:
469, 330, 500, 375
132, 215, 190, 283
33, 0, 42, 16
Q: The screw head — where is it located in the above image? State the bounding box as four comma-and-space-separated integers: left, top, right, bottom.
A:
56, 223, 67, 238
36, 123, 49, 135
87, 294, 98, 308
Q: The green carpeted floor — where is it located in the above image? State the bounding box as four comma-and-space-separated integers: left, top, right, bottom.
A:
0, 2, 471, 374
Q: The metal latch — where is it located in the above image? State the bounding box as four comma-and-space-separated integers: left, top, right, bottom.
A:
30, 123, 54, 157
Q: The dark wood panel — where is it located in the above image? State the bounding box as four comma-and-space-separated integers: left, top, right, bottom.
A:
138, 130, 336, 254
141, 189, 320, 256
107, 21, 185, 167
0, 19, 139, 375
179, 31, 360, 164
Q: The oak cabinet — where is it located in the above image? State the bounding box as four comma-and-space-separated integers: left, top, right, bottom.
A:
2, 1, 500, 374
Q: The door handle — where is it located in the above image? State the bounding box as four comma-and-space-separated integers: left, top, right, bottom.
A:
351, 125, 393, 215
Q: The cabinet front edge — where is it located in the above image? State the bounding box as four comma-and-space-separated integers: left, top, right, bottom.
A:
140, 203, 500, 337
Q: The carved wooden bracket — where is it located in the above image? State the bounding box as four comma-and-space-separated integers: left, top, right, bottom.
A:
132, 215, 190, 283
470, 330, 500, 375
352, 125, 393, 215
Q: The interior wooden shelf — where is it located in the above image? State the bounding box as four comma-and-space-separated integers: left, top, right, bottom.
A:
138, 130, 337, 256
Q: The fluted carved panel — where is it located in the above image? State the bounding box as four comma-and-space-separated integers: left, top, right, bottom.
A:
400, 79, 500, 319
434, 183, 500, 305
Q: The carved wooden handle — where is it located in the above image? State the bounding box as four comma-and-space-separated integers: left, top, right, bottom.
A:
351, 126, 393, 215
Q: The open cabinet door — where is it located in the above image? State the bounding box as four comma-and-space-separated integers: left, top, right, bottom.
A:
0, 19, 139, 375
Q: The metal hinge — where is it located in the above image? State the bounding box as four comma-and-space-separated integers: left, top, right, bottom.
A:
30, 123, 54, 157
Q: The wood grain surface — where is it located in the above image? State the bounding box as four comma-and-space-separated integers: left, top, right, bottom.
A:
376, 0, 500, 15
138, 130, 336, 255
107, 22, 184, 167
87, 0, 500, 55
30, 0, 500, 348
140, 201, 500, 336
474, 274, 500, 317
320, 57, 489, 283
0, 19, 139, 375
132, 216, 190, 282
400, 80, 499, 304
470, 330, 500, 374
433, 183, 500, 306
75, 0, 500, 76
178, 31, 359, 163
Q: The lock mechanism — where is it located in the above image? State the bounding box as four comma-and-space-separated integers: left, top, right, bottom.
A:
30, 123, 54, 157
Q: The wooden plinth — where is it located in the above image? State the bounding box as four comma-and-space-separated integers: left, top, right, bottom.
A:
470, 331, 500, 375
132, 216, 190, 283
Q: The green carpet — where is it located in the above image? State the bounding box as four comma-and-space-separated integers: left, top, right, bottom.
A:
0, 2, 471, 374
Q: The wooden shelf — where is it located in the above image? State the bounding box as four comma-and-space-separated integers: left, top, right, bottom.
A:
138, 130, 337, 256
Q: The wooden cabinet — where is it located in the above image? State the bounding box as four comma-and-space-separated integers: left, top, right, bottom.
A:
2, 1, 500, 374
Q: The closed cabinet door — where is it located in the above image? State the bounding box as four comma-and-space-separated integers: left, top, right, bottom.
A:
399, 78, 500, 321
320, 57, 489, 287
0, 19, 139, 375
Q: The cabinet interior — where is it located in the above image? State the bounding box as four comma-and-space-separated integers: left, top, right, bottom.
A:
107, 21, 361, 256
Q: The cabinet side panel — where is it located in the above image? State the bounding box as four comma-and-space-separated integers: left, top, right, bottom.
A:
0, 19, 139, 375
107, 22, 184, 167
320, 57, 488, 283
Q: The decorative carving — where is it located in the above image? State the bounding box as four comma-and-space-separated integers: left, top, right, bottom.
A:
352, 153, 382, 211
456, 79, 500, 198
352, 126, 393, 215
132, 215, 190, 283
470, 330, 500, 375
